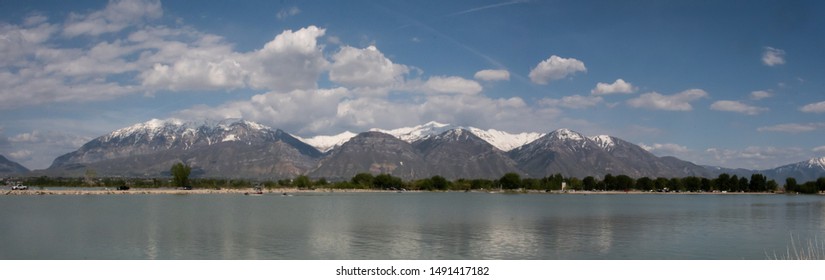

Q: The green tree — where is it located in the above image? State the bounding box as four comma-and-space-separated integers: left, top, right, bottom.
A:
615, 175, 634, 190
683, 176, 701, 192
374, 174, 403, 189
766, 180, 779, 192
431, 175, 449, 190
351, 173, 374, 188
603, 174, 616, 190
785, 177, 798, 193
749, 174, 767, 192
293, 175, 312, 189
170, 162, 192, 187
636, 177, 654, 191
499, 173, 522, 189
582, 176, 597, 191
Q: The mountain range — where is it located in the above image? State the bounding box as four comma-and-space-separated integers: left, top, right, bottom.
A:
8, 118, 824, 182
1, 154, 30, 176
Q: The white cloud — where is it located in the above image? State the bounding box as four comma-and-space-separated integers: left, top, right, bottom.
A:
762, 47, 785, 66
813, 146, 825, 152
176, 86, 558, 136
639, 143, 690, 155
10, 131, 41, 143
63, 0, 162, 37
139, 25, 329, 92
540, 95, 603, 109
474, 69, 510, 81
710, 100, 768, 115
591, 79, 636, 95
9, 150, 33, 161
757, 122, 825, 133
627, 89, 708, 111
528, 55, 586, 84
277, 6, 301, 20
242, 26, 329, 91
749, 90, 772, 100
705, 146, 806, 169
800, 101, 825, 114
421, 76, 483, 95
329, 45, 409, 88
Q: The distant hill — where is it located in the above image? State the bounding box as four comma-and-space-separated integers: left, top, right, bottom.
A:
0, 155, 29, 176
761, 157, 825, 182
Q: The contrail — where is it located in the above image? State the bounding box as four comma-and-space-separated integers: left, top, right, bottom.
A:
445, 0, 529, 17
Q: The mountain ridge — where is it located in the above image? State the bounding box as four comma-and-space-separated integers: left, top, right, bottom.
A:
1, 155, 30, 176
34, 118, 825, 181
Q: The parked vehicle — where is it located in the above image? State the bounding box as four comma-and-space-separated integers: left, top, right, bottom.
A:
11, 184, 28, 190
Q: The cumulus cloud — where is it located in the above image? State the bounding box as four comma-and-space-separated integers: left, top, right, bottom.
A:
421, 76, 483, 95
140, 25, 329, 92
710, 100, 768, 115
242, 26, 329, 91
528, 55, 586, 84
540, 95, 603, 109
749, 90, 772, 100
627, 89, 708, 111
762, 46, 786, 66
63, 0, 162, 37
474, 69, 510, 81
176, 85, 557, 136
591, 79, 636, 95
329, 45, 409, 88
800, 101, 825, 114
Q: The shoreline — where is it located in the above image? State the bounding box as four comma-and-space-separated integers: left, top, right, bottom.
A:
2, 187, 795, 196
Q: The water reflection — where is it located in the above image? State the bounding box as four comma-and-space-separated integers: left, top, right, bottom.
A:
2, 193, 824, 259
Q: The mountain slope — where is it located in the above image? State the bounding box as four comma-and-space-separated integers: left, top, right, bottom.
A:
1, 155, 29, 175
762, 157, 825, 182
413, 129, 522, 179
310, 131, 430, 180
46, 119, 321, 178
509, 129, 623, 178
590, 135, 711, 178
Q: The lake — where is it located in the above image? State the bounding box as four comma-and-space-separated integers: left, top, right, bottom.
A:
1, 192, 823, 259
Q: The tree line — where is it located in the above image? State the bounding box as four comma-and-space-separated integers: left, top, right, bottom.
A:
11, 171, 824, 194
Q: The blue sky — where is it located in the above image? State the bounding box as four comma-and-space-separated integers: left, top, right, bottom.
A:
1, 0, 824, 170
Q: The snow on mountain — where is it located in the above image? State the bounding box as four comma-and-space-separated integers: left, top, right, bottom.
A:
104, 118, 272, 143
371, 121, 454, 142
467, 127, 545, 151
590, 135, 615, 151
551, 128, 586, 142
806, 157, 825, 169
293, 131, 358, 153
306, 122, 545, 152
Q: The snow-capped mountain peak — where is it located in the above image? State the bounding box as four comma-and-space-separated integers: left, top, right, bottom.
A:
106, 118, 184, 140
371, 121, 455, 142
293, 131, 358, 153
551, 128, 586, 142
467, 127, 544, 151
806, 157, 825, 169
590, 135, 615, 151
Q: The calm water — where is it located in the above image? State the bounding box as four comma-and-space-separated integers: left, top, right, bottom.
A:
1, 192, 823, 259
